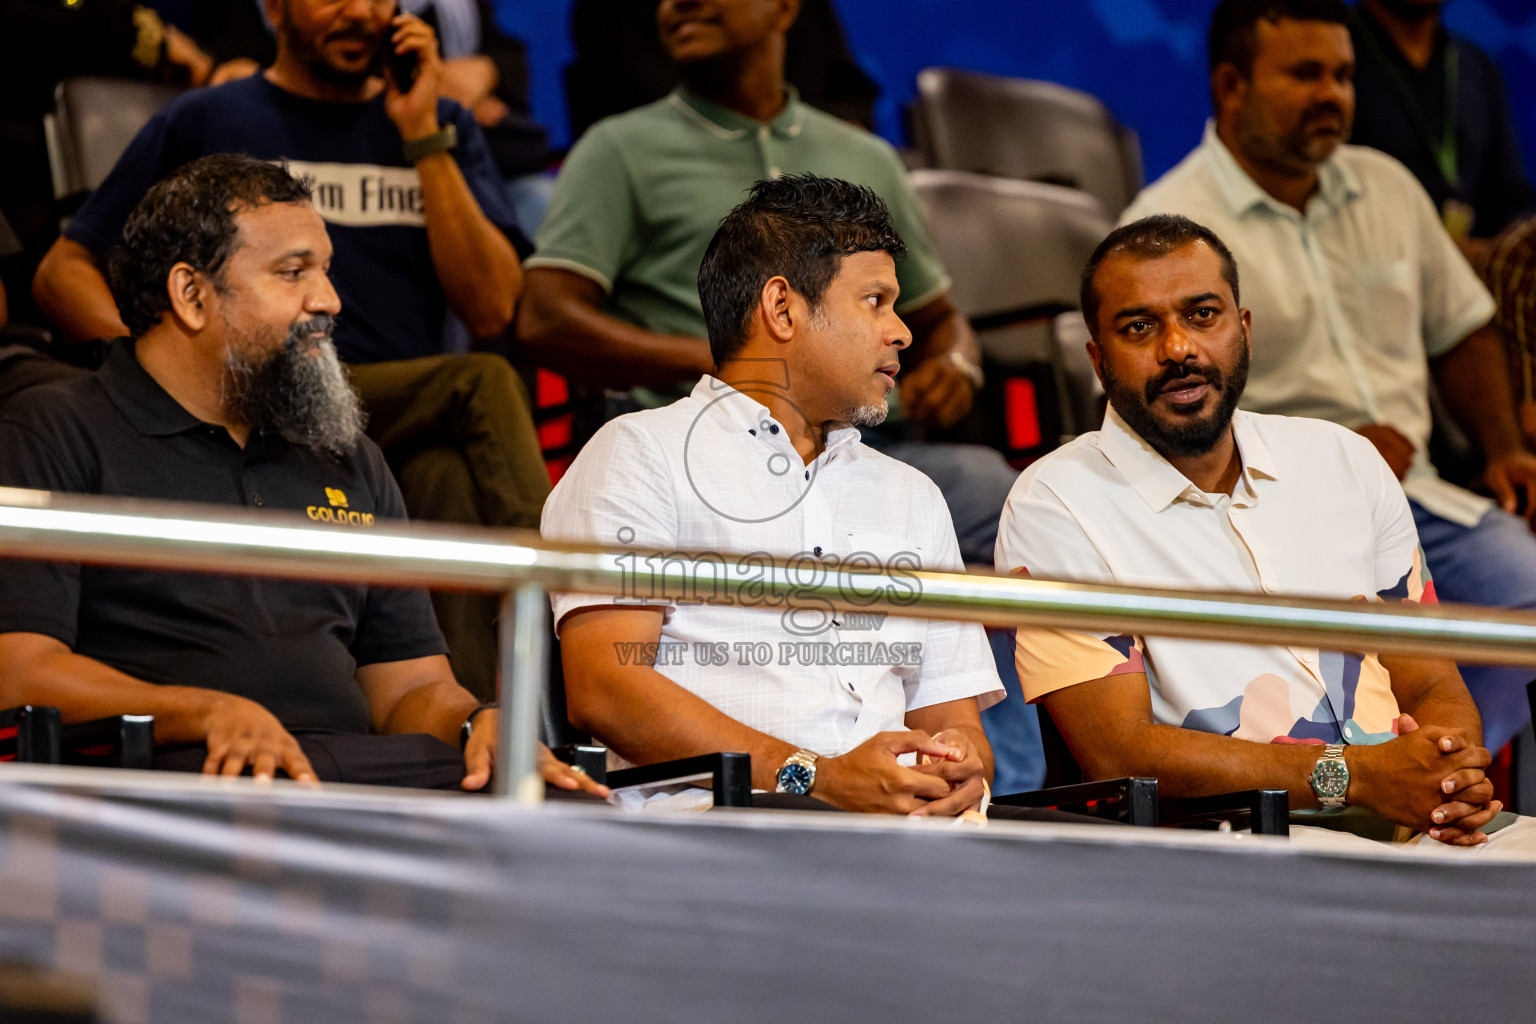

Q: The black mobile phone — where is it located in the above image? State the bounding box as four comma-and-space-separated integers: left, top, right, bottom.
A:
385, 45, 419, 90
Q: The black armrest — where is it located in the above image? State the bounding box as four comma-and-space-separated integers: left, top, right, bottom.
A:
0, 706, 153, 769
1162, 789, 1289, 837
551, 745, 753, 808
994, 777, 1159, 826
605, 752, 752, 808
59, 714, 154, 770
0, 705, 62, 763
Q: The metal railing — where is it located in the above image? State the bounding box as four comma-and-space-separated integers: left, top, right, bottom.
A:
4, 486, 1536, 802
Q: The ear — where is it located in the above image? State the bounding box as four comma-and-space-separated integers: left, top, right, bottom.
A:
1239, 306, 1253, 355
775, 0, 800, 33
1086, 337, 1105, 387
165, 262, 212, 333
264, 0, 286, 31
759, 275, 795, 344
1211, 64, 1247, 119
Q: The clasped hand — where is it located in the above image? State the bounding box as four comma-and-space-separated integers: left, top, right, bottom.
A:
816, 728, 987, 816
1366, 713, 1502, 846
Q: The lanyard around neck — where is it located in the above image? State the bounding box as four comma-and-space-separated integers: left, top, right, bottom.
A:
1355, 13, 1460, 194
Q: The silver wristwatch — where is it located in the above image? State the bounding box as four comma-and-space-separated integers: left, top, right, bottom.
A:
948, 350, 986, 390
774, 749, 820, 796
1308, 743, 1349, 809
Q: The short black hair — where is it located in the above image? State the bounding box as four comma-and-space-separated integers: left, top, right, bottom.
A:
1209, 0, 1351, 77
1079, 215, 1242, 337
109, 152, 313, 337
697, 173, 907, 366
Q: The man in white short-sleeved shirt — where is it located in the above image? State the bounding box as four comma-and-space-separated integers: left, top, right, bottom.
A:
1000, 213, 1535, 851
542, 174, 1011, 817
1120, 0, 1536, 751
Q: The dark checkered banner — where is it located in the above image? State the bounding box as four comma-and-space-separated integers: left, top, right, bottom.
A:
3, 766, 1536, 1023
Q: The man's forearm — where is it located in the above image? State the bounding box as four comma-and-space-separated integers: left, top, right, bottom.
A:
0, 634, 222, 744
1384, 654, 1484, 746
517, 269, 714, 386
903, 297, 979, 365
33, 238, 130, 344
375, 677, 481, 746
415, 151, 521, 338
1081, 720, 1326, 808
570, 663, 797, 790
1433, 325, 1525, 458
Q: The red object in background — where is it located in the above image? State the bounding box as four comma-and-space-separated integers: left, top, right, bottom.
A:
534, 369, 575, 485
1488, 739, 1514, 809
1004, 377, 1042, 452
535, 369, 569, 408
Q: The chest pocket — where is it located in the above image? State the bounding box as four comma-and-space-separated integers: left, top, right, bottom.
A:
1354, 258, 1420, 363
837, 531, 927, 646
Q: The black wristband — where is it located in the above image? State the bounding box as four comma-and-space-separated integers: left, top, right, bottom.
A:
459, 702, 497, 749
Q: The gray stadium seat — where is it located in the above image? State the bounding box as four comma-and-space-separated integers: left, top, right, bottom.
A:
912, 68, 1143, 217
44, 76, 182, 203
910, 168, 1111, 441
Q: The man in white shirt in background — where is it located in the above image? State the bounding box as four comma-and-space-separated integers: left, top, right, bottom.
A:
1121, 0, 1536, 753
541, 173, 1033, 817
999, 212, 1534, 851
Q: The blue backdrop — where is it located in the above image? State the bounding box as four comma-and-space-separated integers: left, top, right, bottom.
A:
492, 0, 1536, 185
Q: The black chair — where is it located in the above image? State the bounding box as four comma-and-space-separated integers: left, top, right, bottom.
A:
911, 68, 1143, 218
0, 705, 154, 769
544, 632, 752, 807
44, 76, 182, 214
552, 744, 752, 808
910, 170, 1114, 458
1006, 702, 1288, 836
993, 772, 1161, 826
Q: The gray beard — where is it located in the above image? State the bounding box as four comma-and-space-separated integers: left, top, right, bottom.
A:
222, 315, 366, 458
842, 402, 889, 428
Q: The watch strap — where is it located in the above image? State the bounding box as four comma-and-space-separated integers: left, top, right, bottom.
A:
775, 749, 820, 794
403, 123, 458, 164
459, 702, 496, 749
948, 350, 985, 390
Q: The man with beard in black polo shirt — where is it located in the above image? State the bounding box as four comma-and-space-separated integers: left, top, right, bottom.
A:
0, 154, 604, 796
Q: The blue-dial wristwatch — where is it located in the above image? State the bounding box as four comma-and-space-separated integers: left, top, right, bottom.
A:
775, 749, 820, 796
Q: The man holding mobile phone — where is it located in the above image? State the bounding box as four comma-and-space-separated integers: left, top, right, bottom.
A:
31, 0, 544, 703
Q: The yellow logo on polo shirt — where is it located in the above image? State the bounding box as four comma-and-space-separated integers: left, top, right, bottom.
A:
307, 487, 374, 527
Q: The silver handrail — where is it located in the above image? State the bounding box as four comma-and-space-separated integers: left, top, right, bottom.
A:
3, 487, 1536, 801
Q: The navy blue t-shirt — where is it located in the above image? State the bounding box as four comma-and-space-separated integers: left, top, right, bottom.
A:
1351, 14, 1536, 237
66, 75, 526, 364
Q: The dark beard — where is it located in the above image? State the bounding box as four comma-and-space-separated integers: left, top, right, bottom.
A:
222, 314, 366, 458
1100, 346, 1249, 460
280, 20, 380, 86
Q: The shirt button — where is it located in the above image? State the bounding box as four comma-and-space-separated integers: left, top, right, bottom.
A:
769, 424, 780, 434
253, 495, 264, 507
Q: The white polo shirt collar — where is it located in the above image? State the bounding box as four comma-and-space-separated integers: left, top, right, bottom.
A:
690, 375, 863, 466
1097, 403, 1279, 513
1200, 119, 1363, 222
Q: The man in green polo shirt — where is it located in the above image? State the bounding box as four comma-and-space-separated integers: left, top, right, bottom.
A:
517, 0, 1017, 567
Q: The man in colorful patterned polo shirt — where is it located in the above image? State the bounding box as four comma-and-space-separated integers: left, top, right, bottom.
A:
997, 213, 1534, 850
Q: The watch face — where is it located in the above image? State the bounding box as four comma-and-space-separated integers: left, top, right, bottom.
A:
1312, 760, 1348, 799
777, 763, 813, 796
